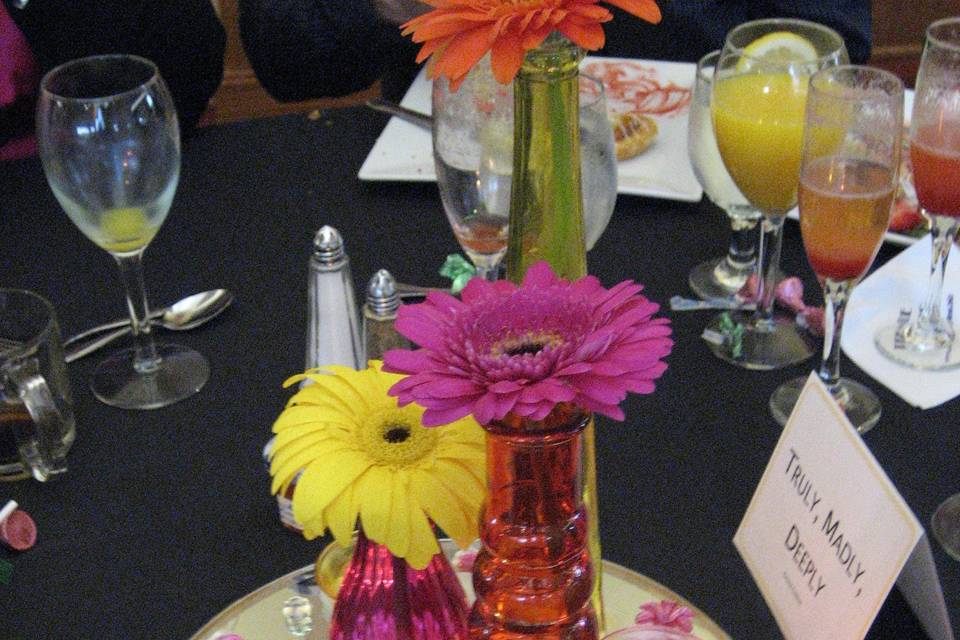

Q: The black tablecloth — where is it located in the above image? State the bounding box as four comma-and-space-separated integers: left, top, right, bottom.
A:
0, 108, 956, 639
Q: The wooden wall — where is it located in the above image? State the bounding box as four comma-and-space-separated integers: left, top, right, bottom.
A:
205, 1, 958, 124
868, 0, 957, 88
205, 0, 379, 124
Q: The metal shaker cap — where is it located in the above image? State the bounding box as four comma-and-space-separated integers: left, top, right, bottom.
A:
366, 269, 401, 316
312, 225, 345, 265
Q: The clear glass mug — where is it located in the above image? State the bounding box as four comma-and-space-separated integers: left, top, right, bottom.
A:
0, 289, 75, 481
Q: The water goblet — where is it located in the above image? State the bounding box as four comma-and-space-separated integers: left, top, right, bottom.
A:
432, 62, 617, 280
769, 65, 904, 433
875, 17, 960, 371
686, 49, 761, 299
705, 19, 848, 370
37, 54, 209, 409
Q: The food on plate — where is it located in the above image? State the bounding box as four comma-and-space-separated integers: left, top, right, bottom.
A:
889, 199, 926, 234
611, 111, 658, 161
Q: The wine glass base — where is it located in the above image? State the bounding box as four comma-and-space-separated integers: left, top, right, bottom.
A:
704, 312, 815, 371
688, 257, 749, 300
874, 325, 960, 371
90, 343, 210, 410
932, 493, 960, 562
770, 375, 881, 434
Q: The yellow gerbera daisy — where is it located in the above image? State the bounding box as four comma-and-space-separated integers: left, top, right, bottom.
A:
269, 360, 486, 569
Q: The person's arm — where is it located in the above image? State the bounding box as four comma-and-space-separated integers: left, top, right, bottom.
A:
756, 0, 872, 63
5, 0, 225, 135
604, 0, 871, 66
238, 0, 390, 102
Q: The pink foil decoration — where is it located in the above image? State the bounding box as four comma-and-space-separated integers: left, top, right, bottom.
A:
736, 275, 825, 335
635, 600, 695, 633
330, 529, 470, 640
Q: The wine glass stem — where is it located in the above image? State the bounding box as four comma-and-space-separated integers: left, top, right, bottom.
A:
753, 215, 785, 329
724, 205, 758, 272
113, 252, 161, 374
916, 214, 960, 333
818, 278, 851, 389
474, 264, 499, 282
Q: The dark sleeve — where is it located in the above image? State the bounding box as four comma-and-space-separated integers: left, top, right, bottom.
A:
603, 0, 871, 65
5, 0, 225, 135
756, 0, 872, 64
238, 0, 392, 102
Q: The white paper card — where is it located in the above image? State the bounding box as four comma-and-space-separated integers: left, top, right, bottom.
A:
734, 373, 925, 640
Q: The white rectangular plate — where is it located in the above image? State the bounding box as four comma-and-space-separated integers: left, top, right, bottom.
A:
358, 56, 703, 202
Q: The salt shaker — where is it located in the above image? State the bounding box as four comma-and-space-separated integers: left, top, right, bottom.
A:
362, 269, 411, 361
305, 225, 363, 372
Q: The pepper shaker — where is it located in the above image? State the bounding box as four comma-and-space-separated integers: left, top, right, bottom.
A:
305, 225, 363, 372
362, 269, 411, 361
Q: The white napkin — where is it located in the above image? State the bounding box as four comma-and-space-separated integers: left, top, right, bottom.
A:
842, 239, 960, 409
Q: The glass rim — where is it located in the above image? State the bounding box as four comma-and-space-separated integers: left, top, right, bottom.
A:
39, 54, 160, 103
723, 17, 846, 64
0, 288, 56, 357
578, 73, 606, 109
926, 16, 960, 52
809, 64, 905, 102
696, 50, 721, 82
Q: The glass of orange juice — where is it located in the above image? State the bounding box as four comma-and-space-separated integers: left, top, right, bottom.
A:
769, 65, 904, 433
704, 19, 848, 370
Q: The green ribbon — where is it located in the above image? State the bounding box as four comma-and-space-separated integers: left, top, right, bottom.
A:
439, 254, 476, 294
718, 312, 745, 359
0, 558, 11, 585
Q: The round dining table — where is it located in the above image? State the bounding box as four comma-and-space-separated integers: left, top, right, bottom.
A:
0, 106, 956, 639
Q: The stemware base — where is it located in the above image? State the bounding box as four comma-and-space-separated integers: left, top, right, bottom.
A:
874, 324, 960, 371
769, 375, 881, 434
90, 343, 210, 410
688, 257, 752, 300
932, 493, 960, 562
704, 312, 815, 371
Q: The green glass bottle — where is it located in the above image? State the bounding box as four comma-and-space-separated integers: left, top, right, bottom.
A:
503, 32, 605, 633
505, 32, 587, 281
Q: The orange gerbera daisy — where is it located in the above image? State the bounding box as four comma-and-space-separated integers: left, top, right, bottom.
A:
402, 0, 661, 89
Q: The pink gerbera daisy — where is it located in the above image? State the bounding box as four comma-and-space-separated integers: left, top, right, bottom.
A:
383, 261, 672, 427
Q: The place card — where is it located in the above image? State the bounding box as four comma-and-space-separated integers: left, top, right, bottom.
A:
734, 373, 954, 640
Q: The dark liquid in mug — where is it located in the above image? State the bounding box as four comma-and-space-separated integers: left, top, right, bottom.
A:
0, 406, 31, 479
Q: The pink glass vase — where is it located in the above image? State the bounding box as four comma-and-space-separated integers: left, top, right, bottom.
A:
330, 528, 470, 640
470, 403, 597, 639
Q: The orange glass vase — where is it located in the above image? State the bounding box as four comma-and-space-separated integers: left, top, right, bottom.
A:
469, 403, 597, 639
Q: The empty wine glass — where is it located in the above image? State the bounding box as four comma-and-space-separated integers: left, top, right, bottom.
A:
686, 50, 761, 299
432, 60, 617, 280
769, 65, 904, 433
37, 54, 209, 409
875, 17, 960, 371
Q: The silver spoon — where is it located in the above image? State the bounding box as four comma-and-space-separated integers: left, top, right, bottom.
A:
65, 289, 234, 363
365, 99, 432, 131
669, 295, 756, 312
395, 282, 450, 298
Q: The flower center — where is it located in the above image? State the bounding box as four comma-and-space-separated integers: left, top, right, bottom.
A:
359, 407, 439, 468
491, 331, 561, 358
383, 425, 410, 443
506, 342, 544, 357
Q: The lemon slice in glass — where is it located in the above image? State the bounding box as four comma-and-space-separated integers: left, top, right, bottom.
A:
737, 31, 818, 70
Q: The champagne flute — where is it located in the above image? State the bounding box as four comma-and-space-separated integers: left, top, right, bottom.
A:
908, 16, 960, 564
705, 19, 848, 370
875, 17, 960, 371
687, 50, 761, 299
769, 65, 903, 433
37, 54, 209, 409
